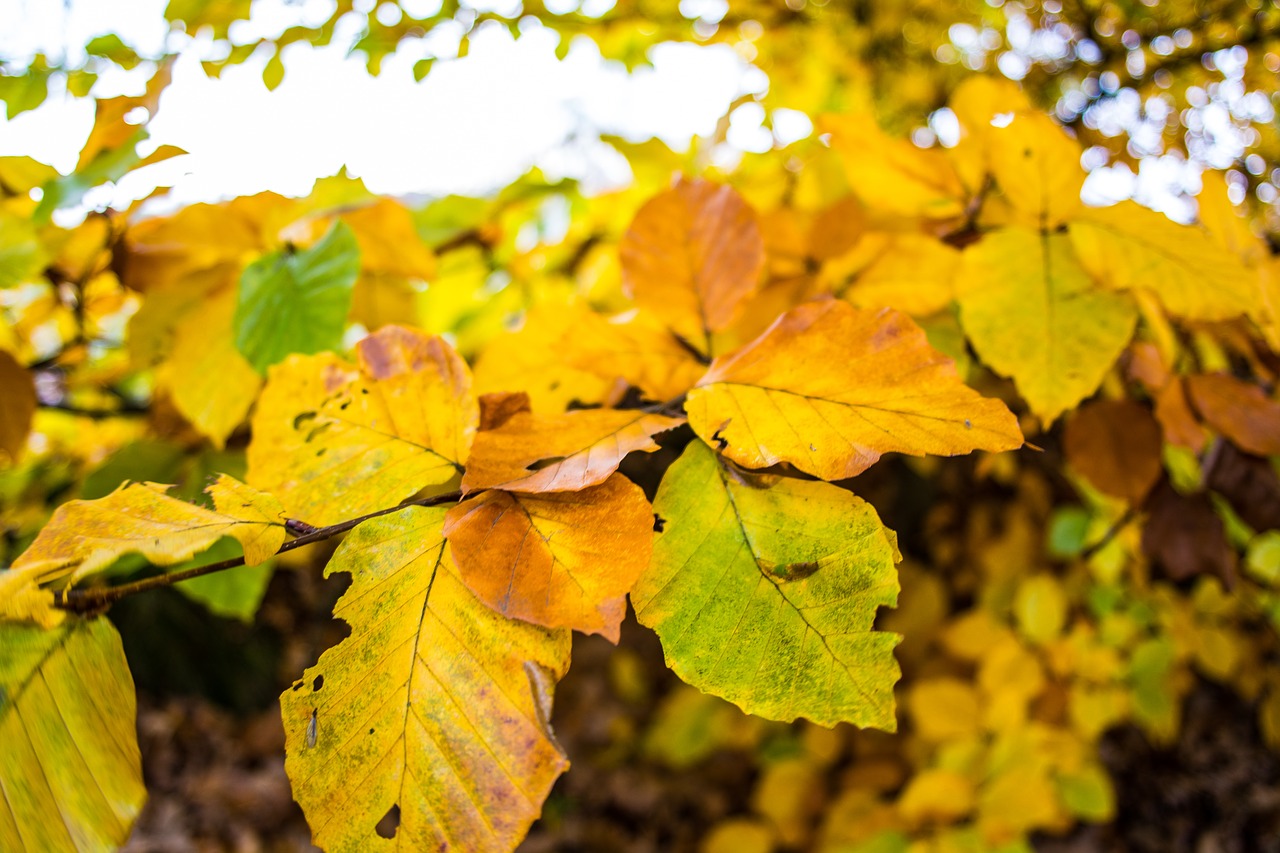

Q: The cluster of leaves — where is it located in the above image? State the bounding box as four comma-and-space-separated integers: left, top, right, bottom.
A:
4, 9, 1280, 853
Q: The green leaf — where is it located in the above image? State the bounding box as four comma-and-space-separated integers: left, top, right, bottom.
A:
0, 64, 50, 120
280, 506, 571, 852
0, 617, 145, 850
631, 440, 902, 730
262, 50, 284, 91
234, 220, 360, 374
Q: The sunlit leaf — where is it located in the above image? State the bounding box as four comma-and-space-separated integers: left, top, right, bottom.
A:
281, 506, 570, 852
957, 228, 1137, 423
444, 474, 652, 640
0, 617, 145, 851
632, 440, 901, 729
686, 299, 1022, 481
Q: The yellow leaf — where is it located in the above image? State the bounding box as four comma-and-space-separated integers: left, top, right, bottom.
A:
444, 474, 652, 640
248, 326, 476, 525
158, 287, 262, 447
1012, 574, 1068, 645
898, 768, 975, 825
986, 112, 1084, 229
821, 113, 967, 220
0, 348, 35, 462
686, 299, 1023, 481
840, 232, 960, 316
281, 506, 571, 852
341, 197, 436, 280
0, 617, 145, 850
907, 677, 980, 742
957, 227, 1138, 423
620, 178, 764, 354
1068, 201, 1257, 320
946, 75, 1033, 192
1, 475, 285, 626
462, 408, 684, 493
565, 308, 708, 403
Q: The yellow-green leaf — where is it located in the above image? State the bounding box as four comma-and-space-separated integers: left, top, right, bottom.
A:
685, 299, 1023, 481
1068, 201, 1257, 320
0, 617, 145, 851
957, 228, 1137, 423
281, 506, 571, 853
631, 440, 902, 729
0, 476, 285, 626
248, 325, 477, 525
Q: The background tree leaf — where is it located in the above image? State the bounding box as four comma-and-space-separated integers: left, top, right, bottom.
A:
632, 439, 902, 729
0, 617, 145, 851
280, 506, 571, 853
0, 349, 35, 462
234, 219, 360, 374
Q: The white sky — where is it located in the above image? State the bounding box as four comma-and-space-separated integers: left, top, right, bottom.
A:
0, 0, 776, 215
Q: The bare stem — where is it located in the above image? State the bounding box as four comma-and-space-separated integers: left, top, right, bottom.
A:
51, 490, 463, 614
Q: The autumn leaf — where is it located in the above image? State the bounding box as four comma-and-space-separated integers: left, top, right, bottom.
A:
0, 617, 145, 851
1063, 399, 1163, 504
686, 299, 1023, 481
1068, 202, 1257, 320
444, 474, 652, 640
0, 348, 35, 461
234, 219, 361, 374
341, 197, 436, 280
620, 178, 764, 354
462, 408, 685, 493
986, 111, 1085, 229
835, 231, 960, 317
281, 506, 570, 853
821, 113, 968, 220
1185, 374, 1280, 457
248, 326, 477, 525
631, 439, 901, 729
0, 475, 286, 626
957, 228, 1137, 423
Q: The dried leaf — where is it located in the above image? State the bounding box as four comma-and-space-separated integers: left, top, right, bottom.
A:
0, 349, 35, 462
1186, 373, 1280, 456
1063, 399, 1162, 503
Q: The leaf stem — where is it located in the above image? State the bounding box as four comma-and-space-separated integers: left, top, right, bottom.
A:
51, 490, 463, 614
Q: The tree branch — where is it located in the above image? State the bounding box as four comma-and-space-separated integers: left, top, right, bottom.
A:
51, 489, 464, 614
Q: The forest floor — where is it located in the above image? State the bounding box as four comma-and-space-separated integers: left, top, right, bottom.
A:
117, 562, 1280, 853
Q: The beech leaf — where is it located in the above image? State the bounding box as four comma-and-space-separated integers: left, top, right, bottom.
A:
0, 617, 145, 851
631, 440, 902, 729
444, 474, 653, 640
0, 475, 286, 626
620, 177, 764, 353
462, 409, 685, 494
1063, 399, 1163, 504
957, 228, 1137, 423
685, 299, 1023, 481
1068, 201, 1257, 320
1186, 373, 1280, 456
281, 507, 571, 853
234, 219, 360, 373
248, 326, 477, 525
0, 348, 35, 462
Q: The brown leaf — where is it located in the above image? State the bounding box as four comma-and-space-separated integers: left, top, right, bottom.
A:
1204, 441, 1280, 533
1154, 379, 1208, 452
443, 474, 653, 640
620, 178, 764, 351
1186, 373, 1280, 456
478, 391, 532, 431
0, 349, 35, 461
1063, 399, 1162, 503
1142, 481, 1237, 587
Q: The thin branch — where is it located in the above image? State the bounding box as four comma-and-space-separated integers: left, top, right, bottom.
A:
51, 489, 464, 614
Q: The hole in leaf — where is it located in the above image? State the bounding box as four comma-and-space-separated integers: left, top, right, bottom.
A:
291, 681, 304, 691
375, 804, 401, 839
292, 411, 316, 429
368, 728, 375, 735
315, 448, 326, 457
339, 399, 351, 410
525, 456, 567, 472
304, 423, 332, 443
653, 514, 666, 533
313, 675, 324, 691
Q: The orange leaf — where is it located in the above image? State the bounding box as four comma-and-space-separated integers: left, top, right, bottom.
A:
1186, 373, 1280, 456
1063, 399, 1162, 503
478, 391, 532, 430
443, 474, 653, 640
462, 408, 685, 494
620, 178, 764, 352
1154, 379, 1208, 452
0, 349, 35, 461
686, 300, 1023, 481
